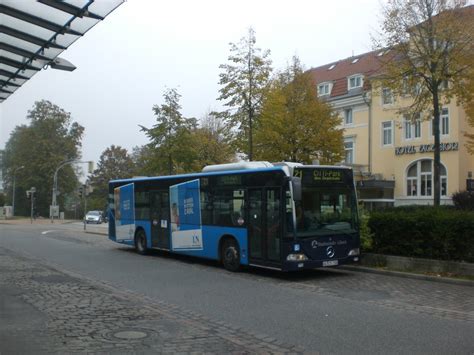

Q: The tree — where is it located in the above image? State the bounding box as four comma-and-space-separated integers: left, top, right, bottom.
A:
216, 27, 272, 160
462, 75, 474, 153
375, 0, 474, 205
254, 57, 344, 164
87, 145, 135, 210
135, 111, 234, 175
185, 111, 235, 171
140, 88, 197, 175
3, 100, 84, 216
455, 38, 474, 153
131, 145, 155, 177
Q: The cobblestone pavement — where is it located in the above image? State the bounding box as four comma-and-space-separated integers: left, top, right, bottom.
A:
0, 247, 303, 354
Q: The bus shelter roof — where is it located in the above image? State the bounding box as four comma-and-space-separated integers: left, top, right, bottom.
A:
0, 0, 124, 103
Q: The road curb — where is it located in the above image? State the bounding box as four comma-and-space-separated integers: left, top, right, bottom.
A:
341, 265, 474, 287
84, 231, 108, 236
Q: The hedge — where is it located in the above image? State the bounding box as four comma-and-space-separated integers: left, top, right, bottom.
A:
368, 206, 474, 263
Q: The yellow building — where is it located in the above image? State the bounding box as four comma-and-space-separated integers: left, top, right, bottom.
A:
309, 50, 474, 209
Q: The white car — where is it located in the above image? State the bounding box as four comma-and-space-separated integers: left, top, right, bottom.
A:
85, 210, 102, 224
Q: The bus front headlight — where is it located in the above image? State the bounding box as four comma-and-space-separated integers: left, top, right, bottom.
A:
348, 248, 360, 256
287, 253, 308, 261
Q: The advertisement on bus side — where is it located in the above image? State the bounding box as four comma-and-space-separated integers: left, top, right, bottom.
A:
114, 183, 135, 242
169, 179, 203, 251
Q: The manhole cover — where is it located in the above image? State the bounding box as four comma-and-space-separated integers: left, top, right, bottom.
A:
113, 330, 148, 340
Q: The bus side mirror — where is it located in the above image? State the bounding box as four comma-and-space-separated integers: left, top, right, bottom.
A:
291, 177, 302, 202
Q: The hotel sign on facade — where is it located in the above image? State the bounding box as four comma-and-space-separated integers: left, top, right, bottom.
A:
395, 142, 459, 156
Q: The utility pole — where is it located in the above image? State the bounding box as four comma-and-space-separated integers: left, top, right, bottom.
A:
12, 166, 24, 217
27, 187, 36, 224
80, 182, 91, 231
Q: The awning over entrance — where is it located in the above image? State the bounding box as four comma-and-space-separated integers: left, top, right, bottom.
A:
0, 0, 124, 103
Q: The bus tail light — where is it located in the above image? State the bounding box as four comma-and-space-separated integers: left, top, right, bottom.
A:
287, 253, 308, 261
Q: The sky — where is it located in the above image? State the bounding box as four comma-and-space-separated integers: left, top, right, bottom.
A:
0, 0, 385, 170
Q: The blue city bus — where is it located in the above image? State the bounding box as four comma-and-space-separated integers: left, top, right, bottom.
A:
108, 162, 360, 271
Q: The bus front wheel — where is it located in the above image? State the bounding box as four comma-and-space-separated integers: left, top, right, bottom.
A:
135, 229, 148, 255
222, 238, 241, 272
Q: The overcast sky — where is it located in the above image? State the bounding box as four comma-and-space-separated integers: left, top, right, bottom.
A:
1, 0, 385, 168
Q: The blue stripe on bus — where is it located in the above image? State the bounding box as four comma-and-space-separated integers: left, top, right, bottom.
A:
170, 225, 248, 265
113, 218, 249, 265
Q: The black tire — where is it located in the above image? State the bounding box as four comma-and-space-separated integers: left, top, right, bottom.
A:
135, 229, 148, 255
222, 238, 241, 272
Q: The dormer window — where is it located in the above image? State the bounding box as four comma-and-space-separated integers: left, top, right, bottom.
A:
351, 58, 359, 64
348, 75, 363, 90
317, 82, 332, 96
328, 64, 336, 70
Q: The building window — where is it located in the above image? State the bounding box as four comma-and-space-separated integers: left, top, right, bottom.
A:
382, 88, 393, 105
413, 82, 422, 95
431, 108, 449, 136
348, 75, 363, 90
414, 116, 421, 138
439, 80, 449, 90
344, 138, 354, 164
404, 119, 412, 140
404, 114, 421, 140
401, 77, 409, 96
318, 82, 331, 96
441, 108, 449, 135
406, 159, 447, 197
344, 109, 353, 125
382, 121, 393, 146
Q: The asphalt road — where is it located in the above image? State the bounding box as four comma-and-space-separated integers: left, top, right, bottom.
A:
1, 221, 473, 354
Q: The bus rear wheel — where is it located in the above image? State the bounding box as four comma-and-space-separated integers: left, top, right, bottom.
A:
135, 229, 148, 255
222, 238, 240, 272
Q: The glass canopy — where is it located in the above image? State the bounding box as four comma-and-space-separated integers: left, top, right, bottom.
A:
0, 0, 124, 102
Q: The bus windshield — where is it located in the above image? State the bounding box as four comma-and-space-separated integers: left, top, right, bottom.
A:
295, 187, 358, 238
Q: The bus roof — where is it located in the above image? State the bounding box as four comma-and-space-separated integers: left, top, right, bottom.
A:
109, 163, 353, 185
109, 166, 288, 185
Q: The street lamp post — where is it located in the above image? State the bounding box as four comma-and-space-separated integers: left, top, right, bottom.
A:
28, 187, 36, 224
51, 159, 94, 223
12, 165, 25, 217
51, 159, 76, 223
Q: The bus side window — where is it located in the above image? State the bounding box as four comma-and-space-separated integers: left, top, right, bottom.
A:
212, 189, 245, 227
285, 189, 293, 233
231, 189, 245, 226
135, 190, 150, 220
200, 190, 213, 225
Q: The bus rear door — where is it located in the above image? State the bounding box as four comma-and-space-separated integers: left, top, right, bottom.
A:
150, 190, 170, 250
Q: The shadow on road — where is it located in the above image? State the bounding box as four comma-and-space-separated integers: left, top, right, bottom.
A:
114, 246, 352, 283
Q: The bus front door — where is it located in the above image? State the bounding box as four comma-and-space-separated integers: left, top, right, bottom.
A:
150, 191, 170, 250
248, 188, 281, 266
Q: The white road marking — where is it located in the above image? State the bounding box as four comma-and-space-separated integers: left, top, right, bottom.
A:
41, 230, 57, 235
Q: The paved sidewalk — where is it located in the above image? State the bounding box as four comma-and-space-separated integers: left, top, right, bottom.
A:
0, 217, 75, 225
0, 247, 302, 354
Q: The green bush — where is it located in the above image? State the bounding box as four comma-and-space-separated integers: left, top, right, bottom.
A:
452, 191, 474, 211
368, 206, 474, 262
359, 209, 373, 252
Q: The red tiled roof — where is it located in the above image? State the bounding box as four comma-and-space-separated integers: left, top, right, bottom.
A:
308, 4, 474, 99
308, 49, 389, 98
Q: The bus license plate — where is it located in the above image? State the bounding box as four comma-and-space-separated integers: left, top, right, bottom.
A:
323, 260, 338, 267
